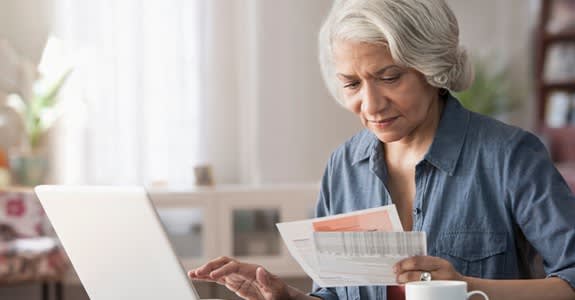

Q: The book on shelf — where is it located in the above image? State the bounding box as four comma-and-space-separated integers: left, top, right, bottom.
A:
568, 94, 575, 125
546, 92, 572, 127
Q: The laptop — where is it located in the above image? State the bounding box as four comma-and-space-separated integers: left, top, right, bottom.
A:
35, 185, 202, 300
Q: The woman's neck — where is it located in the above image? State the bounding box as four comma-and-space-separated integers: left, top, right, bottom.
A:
385, 95, 445, 165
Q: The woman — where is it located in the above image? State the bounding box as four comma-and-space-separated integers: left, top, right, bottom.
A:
188, 1, 575, 299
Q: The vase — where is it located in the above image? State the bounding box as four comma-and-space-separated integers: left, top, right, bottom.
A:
0, 96, 25, 152
9, 152, 50, 186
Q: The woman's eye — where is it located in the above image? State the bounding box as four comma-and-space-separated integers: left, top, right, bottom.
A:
380, 75, 400, 83
343, 81, 360, 89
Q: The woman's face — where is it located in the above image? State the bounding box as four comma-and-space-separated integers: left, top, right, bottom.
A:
333, 40, 440, 144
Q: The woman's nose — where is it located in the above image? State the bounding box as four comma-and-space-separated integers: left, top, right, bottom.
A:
360, 83, 386, 114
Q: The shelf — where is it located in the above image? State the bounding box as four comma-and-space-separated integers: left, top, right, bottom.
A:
535, 1, 575, 162
556, 161, 575, 193
542, 81, 575, 92
540, 126, 575, 162
544, 31, 575, 43
541, 126, 575, 139
542, 125, 575, 132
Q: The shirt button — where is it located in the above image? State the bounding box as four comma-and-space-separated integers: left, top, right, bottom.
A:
413, 208, 422, 215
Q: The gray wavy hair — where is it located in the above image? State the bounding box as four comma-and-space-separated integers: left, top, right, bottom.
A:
319, 0, 474, 105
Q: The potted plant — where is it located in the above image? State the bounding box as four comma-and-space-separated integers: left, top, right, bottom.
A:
455, 60, 517, 119
10, 69, 72, 186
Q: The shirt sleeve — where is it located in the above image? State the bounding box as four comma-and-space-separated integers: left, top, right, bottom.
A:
308, 154, 340, 300
506, 131, 575, 289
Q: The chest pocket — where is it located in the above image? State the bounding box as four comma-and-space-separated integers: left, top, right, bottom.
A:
434, 232, 508, 278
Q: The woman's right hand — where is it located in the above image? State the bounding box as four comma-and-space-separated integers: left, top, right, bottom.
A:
188, 256, 293, 300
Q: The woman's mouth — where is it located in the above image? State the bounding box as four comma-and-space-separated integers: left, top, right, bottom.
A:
369, 117, 398, 128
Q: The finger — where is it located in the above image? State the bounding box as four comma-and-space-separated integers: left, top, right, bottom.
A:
256, 267, 290, 299
194, 256, 235, 276
256, 266, 277, 294
211, 260, 258, 279
214, 276, 227, 286
393, 256, 443, 273
396, 270, 426, 284
188, 270, 215, 282
190, 276, 218, 283
256, 267, 270, 288
210, 260, 241, 278
204, 273, 243, 288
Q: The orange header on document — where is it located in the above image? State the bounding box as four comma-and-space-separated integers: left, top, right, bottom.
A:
312, 209, 393, 232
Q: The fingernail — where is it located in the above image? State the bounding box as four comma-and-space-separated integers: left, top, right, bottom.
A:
392, 265, 398, 273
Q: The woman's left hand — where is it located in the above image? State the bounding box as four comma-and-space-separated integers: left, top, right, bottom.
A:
393, 256, 464, 284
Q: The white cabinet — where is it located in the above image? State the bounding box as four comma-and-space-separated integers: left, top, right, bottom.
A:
150, 184, 319, 277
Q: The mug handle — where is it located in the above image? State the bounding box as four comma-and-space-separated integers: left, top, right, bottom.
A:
467, 290, 489, 300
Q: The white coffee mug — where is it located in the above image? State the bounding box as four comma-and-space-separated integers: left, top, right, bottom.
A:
405, 280, 489, 300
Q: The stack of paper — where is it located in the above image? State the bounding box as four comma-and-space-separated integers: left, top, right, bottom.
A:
276, 205, 426, 287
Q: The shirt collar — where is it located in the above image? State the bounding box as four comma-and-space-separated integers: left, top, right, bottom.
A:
424, 94, 469, 175
350, 94, 470, 176
351, 129, 379, 166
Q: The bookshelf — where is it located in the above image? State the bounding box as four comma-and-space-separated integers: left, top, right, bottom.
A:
536, 0, 575, 162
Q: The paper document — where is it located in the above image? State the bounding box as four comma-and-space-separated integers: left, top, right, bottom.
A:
276, 205, 427, 287
314, 231, 426, 284
312, 209, 397, 232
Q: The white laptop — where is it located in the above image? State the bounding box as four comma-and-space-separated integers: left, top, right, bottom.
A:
35, 185, 202, 300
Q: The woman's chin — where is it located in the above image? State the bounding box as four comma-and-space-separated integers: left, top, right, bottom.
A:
371, 130, 405, 144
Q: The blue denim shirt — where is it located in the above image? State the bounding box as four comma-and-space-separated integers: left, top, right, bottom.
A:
310, 95, 575, 300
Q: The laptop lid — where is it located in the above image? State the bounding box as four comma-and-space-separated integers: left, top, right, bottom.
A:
35, 185, 201, 300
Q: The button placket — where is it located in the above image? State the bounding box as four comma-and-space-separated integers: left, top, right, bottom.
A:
413, 162, 430, 231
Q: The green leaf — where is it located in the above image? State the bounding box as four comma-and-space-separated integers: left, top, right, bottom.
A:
36, 69, 73, 109
455, 59, 516, 117
23, 68, 73, 150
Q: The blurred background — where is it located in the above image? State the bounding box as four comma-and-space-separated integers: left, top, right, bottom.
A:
0, 0, 559, 189
0, 0, 574, 299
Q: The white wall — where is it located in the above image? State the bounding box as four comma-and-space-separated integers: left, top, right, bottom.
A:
243, 0, 361, 184
204, 0, 361, 185
198, 0, 242, 184
447, 0, 535, 129
0, 0, 52, 64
